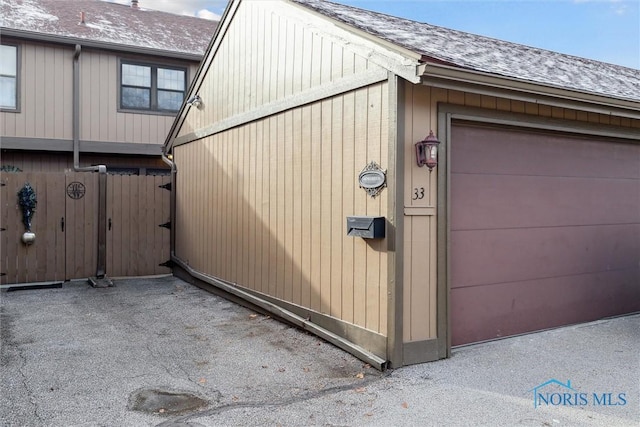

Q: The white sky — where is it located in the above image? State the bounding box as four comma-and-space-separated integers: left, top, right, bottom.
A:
103, 0, 225, 20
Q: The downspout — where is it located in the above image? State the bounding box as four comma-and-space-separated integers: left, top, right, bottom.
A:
73, 44, 108, 281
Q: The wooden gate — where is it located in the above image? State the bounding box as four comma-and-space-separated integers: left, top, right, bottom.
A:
106, 174, 171, 277
0, 172, 170, 285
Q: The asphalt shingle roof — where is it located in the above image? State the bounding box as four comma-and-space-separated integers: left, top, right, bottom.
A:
294, 0, 640, 103
0, 0, 215, 56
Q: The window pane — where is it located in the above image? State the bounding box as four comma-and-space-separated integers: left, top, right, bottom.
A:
158, 90, 183, 111
0, 45, 17, 76
122, 64, 150, 87
0, 76, 16, 109
122, 87, 150, 109
158, 68, 185, 91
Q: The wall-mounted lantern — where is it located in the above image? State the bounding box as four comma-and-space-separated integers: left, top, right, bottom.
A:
415, 130, 440, 172
186, 94, 203, 109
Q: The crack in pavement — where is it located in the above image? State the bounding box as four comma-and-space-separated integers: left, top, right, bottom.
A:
16, 345, 44, 424
1, 308, 44, 425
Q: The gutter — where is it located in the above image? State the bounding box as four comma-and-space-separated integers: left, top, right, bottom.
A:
2, 28, 203, 62
419, 62, 640, 120
73, 44, 108, 282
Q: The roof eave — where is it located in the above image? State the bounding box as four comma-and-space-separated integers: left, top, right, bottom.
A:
419, 61, 640, 120
287, 0, 423, 83
0, 27, 204, 61
165, 0, 426, 154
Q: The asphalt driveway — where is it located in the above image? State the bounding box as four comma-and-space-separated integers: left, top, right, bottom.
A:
1, 276, 638, 426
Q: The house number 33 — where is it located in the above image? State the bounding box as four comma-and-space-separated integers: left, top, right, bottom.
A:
412, 187, 425, 200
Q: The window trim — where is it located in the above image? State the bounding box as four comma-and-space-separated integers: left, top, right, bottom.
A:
0, 42, 21, 113
117, 58, 187, 115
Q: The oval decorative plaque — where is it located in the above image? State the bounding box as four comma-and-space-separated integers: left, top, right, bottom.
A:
358, 161, 386, 198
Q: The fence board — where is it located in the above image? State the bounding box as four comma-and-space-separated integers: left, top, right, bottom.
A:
34, 174, 48, 280
0, 175, 10, 285
157, 176, 171, 275
45, 176, 62, 281
7, 176, 21, 283
16, 173, 33, 283
144, 177, 154, 272
121, 175, 132, 276
130, 175, 140, 276
106, 176, 118, 272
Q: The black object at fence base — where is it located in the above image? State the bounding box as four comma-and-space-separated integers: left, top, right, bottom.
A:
4, 282, 63, 292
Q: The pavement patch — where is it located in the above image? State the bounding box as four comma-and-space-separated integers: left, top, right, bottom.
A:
128, 388, 209, 415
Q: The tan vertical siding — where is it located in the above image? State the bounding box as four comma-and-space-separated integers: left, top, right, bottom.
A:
402, 83, 640, 343
174, 81, 390, 334
79, 49, 195, 145
1, 42, 73, 141
178, 0, 378, 139
1, 41, 198, 146
172, 0, 391, 334
0, 152, 168, 173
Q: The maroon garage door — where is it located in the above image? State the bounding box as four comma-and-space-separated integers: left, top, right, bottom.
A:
450, 123, 640, 346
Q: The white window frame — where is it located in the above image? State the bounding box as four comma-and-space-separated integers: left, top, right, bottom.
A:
0, 43, 20, 112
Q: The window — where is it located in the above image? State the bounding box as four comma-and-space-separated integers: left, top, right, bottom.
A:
120, 61, 186, 112
105, 167, 170, 176
0, 44, 18, 110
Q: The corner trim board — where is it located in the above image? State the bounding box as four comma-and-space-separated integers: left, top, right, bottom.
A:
403, 339, 440, 365
388, 72, 404, 368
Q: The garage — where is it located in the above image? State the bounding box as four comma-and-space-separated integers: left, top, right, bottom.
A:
450, 123, 640, 346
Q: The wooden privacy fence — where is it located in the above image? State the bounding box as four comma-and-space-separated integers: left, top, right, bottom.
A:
0, 171, 170, 285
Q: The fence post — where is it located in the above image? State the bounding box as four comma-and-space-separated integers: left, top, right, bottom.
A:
96, 167, 107, 278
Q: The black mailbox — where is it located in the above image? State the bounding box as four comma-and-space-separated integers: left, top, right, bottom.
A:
346, 216, 385, 239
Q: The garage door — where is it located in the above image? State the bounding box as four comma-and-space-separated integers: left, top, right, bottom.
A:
450, 123, 640, 346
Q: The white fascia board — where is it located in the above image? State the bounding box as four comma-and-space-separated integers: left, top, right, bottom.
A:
420, 62, 640, 119
285, 0, 423, 83
163, 0, 242, 152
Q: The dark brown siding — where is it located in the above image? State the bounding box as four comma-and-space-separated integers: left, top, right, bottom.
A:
1, 151, 168, 173
450, 123, 640, 345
